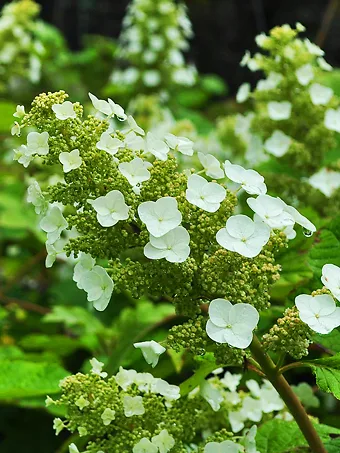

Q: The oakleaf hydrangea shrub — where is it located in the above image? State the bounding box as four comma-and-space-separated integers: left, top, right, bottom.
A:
217, 23, 340, 215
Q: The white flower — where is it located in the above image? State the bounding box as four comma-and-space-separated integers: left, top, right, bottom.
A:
282, 202, 316, 234
133, 438, 158, 453
259, 382, 284, 412
27, 181, 47, 215
11, 122, 21, 136
317, 57, 332, 71
144, 226, 190, 263
27, 131, 49, 156
123, 395, 145, 417
81, 265, 114, 311
228, 410, 245, 433
321, 264, 340, 301
53, 418, 65, 435
40, 206, 68, 244
138, 197, 182, 237
151, 430, 175, 453
90, 357, 108, 378
247, 195, 294, 229
13, 145, 32, 167
255, 32, 268, 47
220, 372, 241, 392
206, 298, 259, 348
295, 63, 314, 85
59, 149, 82, 173
295, 294, 340, 334
151, 379, 180, 400
256, 72, 283, 91
216, 215, 270, 258
186, 174, 226, 212
75, 396, 90, 410
124, 131, 145, 151
13, 105, 25, 118
73, 253, 95, 290
145, 132, 169, 161
198, 153, 224, 179
91, 190, 130, 227
143, 70, 161, 87
241, 395, 262, 422
309, 168, 340, 197
118, 157, 152, 187
133, 340, 166, 367
325, 108, 340, 132
236, 83, 251, 103
164, 133, 194, 156
45, 241, 64, 268
296, 22, 306, 31
204, 440, 239, 453
123, 115, 145, 136
115, 367, 137, 390
224, 161, 267, 195
304, 38, 324, 56
68, 444, 80, 453
200, 380, 224, 411
264, 130, 292, 157
101, 408, 115, 426
309, 83, 333, 105
267, 101, 292, 120
52, 101, 76, 120
96, 132, 122, 155
89, 93, 126, 120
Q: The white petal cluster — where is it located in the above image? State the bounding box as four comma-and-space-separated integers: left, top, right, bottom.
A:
122, 115, 145, 136
309, 168, 340, 197
59, 149, 82, 173
133, 340, 166, 368
186, 174, 226, 212
138, 197, 182, 237
322, 264, 340, 301
324, 108, 340, 132
45, 241, 64, 268
236, 83, 251, 103
144, 226, 190, 263
256, 72, 283, 91
27, 181, 48, 215
224, 161, 267, 195
267, 101, 292, 121
40, 206, 68, 244
27, 131, 49, 155
13, 145, 33, 167
90, 357, 108, 378
13, 105, 25, 118
164, 133, 194, 156
197, 153, 224, 179
96, 131, 123, 155
216, 215, 271, 258
133, 430, 175, 453
73, 253, 96, 290
89, 92, 127, 120
90, 190, 130, 227
295, 63, 314, 85
295, 294, 340, 334
220, 371, 242, 392
309, 83, 333, 105
204, 440, 239, 453
206, 298, 259, 348
52, 101, 76, 120
101, 408, 116, 426
264, 130, 292, 157
123, 395, 145, 417
119, 157, 152, 188
200, 380, 224, 411
145, 132, 169, 161
81, 265, 114, 311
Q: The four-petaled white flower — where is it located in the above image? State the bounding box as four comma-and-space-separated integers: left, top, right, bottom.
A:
164, 133, 194, 156
267, 101, 292, 121
138, 197, 182, 237
123, 395, 145, 417
27, 180, 48, 215
53, 418, 65, 435
27, 131, 49, 156
295, 294, 340, 334
198, 152, 224, 179
264, 130, 292, 157
90, 357, 108, 378
322, 264, 340, 301
186, 174, 226, 212
124, 131, 145, 151
40, 206, 68, 244
91, 190, 130, 227
151, 378, 180, 400
118, 157, 152, 187
145, 132, 169, 161
96, 131, 123, 155
89, 92, 127, 120
206, 298, 259, 348
13, 105, 25, 118
204, 440, 239, 453
144, 226, 190, 263
133, 438, 158, 453
309, 83, 333, 106
216, 215, 270, 258
122, 115, 145, 136
81, 265, 114, 311
236, 83, 251, 103
200, 380, 224, 411
73, 253, 96, 290
220, 372, 242, 392
309, 168, 340, 197
247, 195, 294, 229
133, 340, 166, 368
325, 108, 340, 132
13, 145, 33, 167
52, 101, 76, 120
151, 430, 175, 453
224, 161, 267, 195
115, 367, 137, 391
59, 149, 82, 173
256, 72, 283, 91
11, 121, 21, 136
295, 63, 314, 86
101, 408, 116, 426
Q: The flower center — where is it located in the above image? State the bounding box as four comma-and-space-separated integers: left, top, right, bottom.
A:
315, 314, 320, 319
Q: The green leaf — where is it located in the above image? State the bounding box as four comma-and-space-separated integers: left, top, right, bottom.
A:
313, 329, 340, 354
0, 360, 68, 399
303, 353, 340, 399
308, 230, 340, 277
19, 334, 84, 356
256, 419, 340, 453
291, 382, 320, 409
0, 101, 16, 133
43, 305, 103, 333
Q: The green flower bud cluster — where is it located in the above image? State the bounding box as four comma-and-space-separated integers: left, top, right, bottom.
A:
262, 306, 313, 359
111, 0, 196, 96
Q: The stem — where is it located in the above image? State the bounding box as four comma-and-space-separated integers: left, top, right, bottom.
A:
249, 336, 327, 453
279, 361, 306, 375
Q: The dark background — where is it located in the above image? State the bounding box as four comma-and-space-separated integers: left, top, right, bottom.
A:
2, 0, 340, 92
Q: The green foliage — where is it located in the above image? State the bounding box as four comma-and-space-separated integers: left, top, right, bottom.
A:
308, 230, 340, 277
304, 353, 340, 400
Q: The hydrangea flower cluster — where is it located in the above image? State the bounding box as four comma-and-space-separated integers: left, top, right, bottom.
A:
217, 23, 340, 214
49, 359, 285, 452
110, 0, 196, 96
